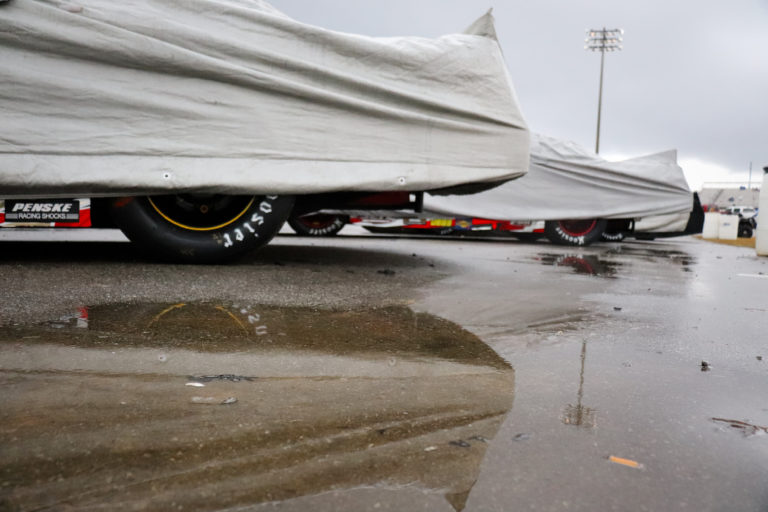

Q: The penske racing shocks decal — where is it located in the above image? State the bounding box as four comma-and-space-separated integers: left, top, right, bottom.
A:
0, 199, 91, 228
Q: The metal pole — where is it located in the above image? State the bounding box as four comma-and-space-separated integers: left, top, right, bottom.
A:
596, 44, 605, 154
586, 27, 621, 154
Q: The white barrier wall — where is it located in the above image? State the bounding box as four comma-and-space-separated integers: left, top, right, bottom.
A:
757, 172, 768, 256
702, 212, 720, 238
718, 214, 739, 240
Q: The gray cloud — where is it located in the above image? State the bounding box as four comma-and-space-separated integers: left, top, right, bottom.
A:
273, 0, 768, 181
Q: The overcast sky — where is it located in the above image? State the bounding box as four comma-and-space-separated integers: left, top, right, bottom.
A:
272, 0, 768, 190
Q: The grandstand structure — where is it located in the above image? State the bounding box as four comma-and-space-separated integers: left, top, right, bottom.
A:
699, 183, 761, 210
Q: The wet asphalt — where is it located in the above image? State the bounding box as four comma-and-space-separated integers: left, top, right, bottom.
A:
1, 228, 767, 511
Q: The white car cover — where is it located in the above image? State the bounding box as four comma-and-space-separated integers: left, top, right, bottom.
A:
423, 133, 694, 221
0, 0, 529, 198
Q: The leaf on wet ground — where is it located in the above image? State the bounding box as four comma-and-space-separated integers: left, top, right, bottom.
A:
608, 455, 643, 469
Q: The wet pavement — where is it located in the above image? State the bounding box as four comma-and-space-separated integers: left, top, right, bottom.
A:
1, 231, 767, 511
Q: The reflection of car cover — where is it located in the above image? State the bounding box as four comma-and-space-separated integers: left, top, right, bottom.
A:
423, 133, 693, 221
0, 0, 529, 197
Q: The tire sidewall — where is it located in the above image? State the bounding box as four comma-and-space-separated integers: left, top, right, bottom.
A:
600, 231, 625, 242
544, 219, 607, 246
111, 195, 294, 263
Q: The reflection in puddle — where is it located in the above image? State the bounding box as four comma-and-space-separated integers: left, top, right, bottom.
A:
535, 254, 621, 277
0, 303, 514, 512
531, 246, 698, 277
605, 246, 697, 272
562, 340, 596, 428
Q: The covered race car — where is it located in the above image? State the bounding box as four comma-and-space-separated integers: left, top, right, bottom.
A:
421, 133, 702, 244
0, 0, 529, 262
300, 133, 703, 245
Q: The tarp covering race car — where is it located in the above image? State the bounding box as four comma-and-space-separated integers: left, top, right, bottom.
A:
422, 133, 693, 221
0, 0, 529, 198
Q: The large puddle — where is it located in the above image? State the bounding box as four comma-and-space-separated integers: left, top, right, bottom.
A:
0, 303, 514, 512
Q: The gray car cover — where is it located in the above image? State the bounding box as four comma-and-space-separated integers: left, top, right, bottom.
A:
0, 0, 529, 198
423, 133, 693, 221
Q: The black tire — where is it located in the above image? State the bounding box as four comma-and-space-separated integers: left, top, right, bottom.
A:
738, 222, 754, 238
601, 219, 630, 242
544, 219, 607, 246
288, 214, 347, 236
111, 194, 294, 263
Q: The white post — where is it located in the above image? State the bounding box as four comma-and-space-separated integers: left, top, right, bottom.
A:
757, 168, 768, 257
702, 212, 720, 238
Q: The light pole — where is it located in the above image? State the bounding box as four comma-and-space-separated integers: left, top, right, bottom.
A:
585, 28, 623, 154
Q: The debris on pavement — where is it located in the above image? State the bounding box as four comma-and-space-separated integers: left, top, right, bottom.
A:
613, 307, 623, 311
608, 455, 643, 469
190, 396, 217, 404
449, 440, 471, 448
757, 356, 763, 361
424, 446, 437, 452
185, 382, 205, 388
700, 361, 711, 371
188, 374, 255, 383
190, 396, 238, 405
377, 269, 396, 276
711, 418, 768, 436
512, 433, 531, 442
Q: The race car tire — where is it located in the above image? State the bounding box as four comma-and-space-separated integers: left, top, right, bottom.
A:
601, 219, 630, 242
288, 214, 348, 236
600, 231, 625, 242
111, 194, 294, 263
544, 219, 607, 246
